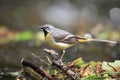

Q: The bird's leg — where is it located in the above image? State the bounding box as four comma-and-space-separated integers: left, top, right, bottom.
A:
58, 50, 65, 63
60, 50, 65, 60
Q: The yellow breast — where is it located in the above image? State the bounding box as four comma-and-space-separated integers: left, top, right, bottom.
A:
45, 33, 75, 50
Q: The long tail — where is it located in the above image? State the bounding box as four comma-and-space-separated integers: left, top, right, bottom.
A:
87, 39, 117, 44
78, 38, 117, 46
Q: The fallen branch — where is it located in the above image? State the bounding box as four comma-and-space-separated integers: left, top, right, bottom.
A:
53, 60, 80, 80
43, 48, 59, 60
43, 49, 81, 80
21, 59, 55, 80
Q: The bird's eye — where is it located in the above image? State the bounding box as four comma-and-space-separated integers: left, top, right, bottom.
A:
46, 27, 49, 28
44, 27, 50, 29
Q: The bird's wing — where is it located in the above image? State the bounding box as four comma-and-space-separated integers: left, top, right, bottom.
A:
51, 27, 87, 44
54, 33, 87, 44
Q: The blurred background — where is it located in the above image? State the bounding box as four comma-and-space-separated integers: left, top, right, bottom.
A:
0, 0, 120, 71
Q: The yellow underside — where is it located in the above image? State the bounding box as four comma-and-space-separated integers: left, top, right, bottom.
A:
45, 33, 75, 50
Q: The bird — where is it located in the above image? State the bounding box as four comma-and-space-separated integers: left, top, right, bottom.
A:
40, 24, 117, 61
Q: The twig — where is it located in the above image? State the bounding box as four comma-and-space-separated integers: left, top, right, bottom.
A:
21, 59, 55, 80
53, 60, 80, 80
31, 53, 50, 65
79, 63, 91, 77
43, 48, 59, 60
43, 49, 80, 80
107, 63, 117, 72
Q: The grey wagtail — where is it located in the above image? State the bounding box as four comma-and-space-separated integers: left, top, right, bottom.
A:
40, 24, 117, 60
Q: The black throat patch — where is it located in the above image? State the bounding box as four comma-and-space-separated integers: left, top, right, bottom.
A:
42, 29, 48, 36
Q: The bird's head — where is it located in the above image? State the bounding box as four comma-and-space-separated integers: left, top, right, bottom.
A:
41, 24, 55, 30
39, 24, 55, 36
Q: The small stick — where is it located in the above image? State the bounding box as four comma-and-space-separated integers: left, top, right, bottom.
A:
21, 59, 55, 80
43, 49, 80, 80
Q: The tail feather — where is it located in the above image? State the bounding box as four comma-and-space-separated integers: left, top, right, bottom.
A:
78, 38, 117, 46
87, 39, 117, 44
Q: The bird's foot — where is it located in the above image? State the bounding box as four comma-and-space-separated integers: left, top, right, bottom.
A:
56, 59, 64, 65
